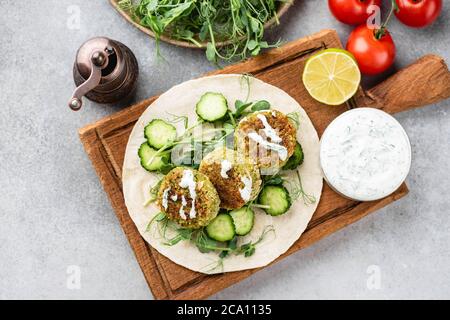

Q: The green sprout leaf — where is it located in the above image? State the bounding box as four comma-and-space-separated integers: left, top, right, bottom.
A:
247, 40, 259, 51
264, 175, 284, 186
147, 0, 158, 11
259, 41, 269, 49
251, 100, 271, 112
206, 42, 216, 62
234, 100, 253, 118
122, 0, 281, 63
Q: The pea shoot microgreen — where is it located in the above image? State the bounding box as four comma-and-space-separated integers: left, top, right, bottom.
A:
118, 0, 282, 63
287, 111, 301, 130
285, 170, 317, 206
145, 212, 275, 259
143, 178, 163, 207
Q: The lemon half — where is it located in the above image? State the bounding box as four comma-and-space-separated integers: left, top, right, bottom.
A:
303, 48, 361, 106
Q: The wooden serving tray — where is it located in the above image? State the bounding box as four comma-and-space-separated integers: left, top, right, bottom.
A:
79, 30, 450, 300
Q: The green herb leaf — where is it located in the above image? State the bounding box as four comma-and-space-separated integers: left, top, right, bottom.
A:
251, 46, 261, 56
239, 242, 255, 257
251, 100, 271, 111
264, 175, 284, 186
286, 171, 317, 206
287, 111, 301, 129
164, 235, 184, 246
244, 245, 256, 257
144, 179, 163, 207
158, 158, 175, 175
126, 0, 280, 63
229, 236, 238, 250
178, 228, 194, 240
155, 212, 166, 222
206, 42, 216, 62
234, 100, 253, 118
249, 17, 260, 33
164, 228, 193, 246
240, 12, 249, 27
247, 40, 259, 51
195, 229, 220, 253
259, 41, 269, 49
145, 212, 166, 232
199, 23, 209, 42
147, 0, 158, 11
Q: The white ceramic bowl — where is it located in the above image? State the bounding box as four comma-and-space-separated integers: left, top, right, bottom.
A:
320, 108, 412, 202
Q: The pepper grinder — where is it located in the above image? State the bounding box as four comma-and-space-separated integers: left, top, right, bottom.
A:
68, 37, 139, 111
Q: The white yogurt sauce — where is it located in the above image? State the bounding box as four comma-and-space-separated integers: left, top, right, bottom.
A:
220, 160, 233, 179
248, 132, 288, 161
179, 195, 188, 220
257, 114, 282, 143
239, 176, 253, 202
320, 108, 411, 201
179, 170, 197, 218
170, 194, 178, 202
162, 188, 171, 210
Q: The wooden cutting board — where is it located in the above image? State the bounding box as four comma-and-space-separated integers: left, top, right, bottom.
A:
79, 29, 450, 300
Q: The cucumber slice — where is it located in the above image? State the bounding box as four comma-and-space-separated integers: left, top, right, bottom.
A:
138, 142, 169, 172
196, 92, 229, 122
258, 185, 292, 216
206, 213, 236, 242
144, 119, 177, 150
229, 207, 255, 236
283, 142, 304, 170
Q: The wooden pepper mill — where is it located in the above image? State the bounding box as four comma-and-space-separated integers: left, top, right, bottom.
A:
68, 37, 139, 111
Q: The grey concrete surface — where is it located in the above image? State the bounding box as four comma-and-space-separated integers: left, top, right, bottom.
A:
0, 0, 449, 300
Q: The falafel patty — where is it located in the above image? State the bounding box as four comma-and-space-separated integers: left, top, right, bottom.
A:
199, 147, 262, 210
157, 167, 220, 229
235, 110, 297, 169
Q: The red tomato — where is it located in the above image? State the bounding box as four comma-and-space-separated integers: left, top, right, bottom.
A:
346, 25, 396, 75
328, 0, 382, 25
395, 0, 442, 28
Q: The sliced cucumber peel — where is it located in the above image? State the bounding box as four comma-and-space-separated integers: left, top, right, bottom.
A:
258, 185, 292, 216
196, 92, 229, 122
206, 213, 236, 242
283, 142, 304, 170
144, 119, 177, 150
229, 207, 255, 236
138, 142, 170, 172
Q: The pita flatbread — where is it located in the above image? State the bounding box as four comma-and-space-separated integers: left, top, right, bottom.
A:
122, 75, 323, 274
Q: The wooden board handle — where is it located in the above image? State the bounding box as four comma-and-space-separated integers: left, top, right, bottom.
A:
355, 55, 450, 114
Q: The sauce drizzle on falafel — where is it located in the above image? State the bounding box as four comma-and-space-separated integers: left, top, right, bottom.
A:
257, 114, 282, 143
162, 188, 171, 210
156, 168, 220, 229
220, 160, 233, 179
179, 195, 188, 220
239, 175, 253, 202
247, 132, 288, 161
179, 170, 197, 219
235, 110, 297, 169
